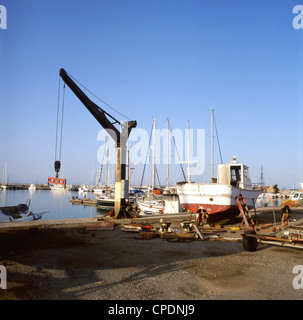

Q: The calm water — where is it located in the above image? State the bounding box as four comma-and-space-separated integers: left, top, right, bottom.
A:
0, 189, 104, 220
0, 189, 286, 221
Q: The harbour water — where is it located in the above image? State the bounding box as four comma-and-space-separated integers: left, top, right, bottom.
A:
0, 188, 286, 222
0, 189, 104, 220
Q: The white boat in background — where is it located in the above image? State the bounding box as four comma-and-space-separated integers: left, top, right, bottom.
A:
49, 184, 65, 190
28, 184, 36, 190
78, 184, 93, 192
94, 187, 107, 196
49, 184, 73, 191
96, 196, 115, 211
136, 117, 166, 215
176, 156, 261, 223
291, 191, 303, 202
300, 183, 303, 190
137, 199, 165, 215
48, 177, 73, 191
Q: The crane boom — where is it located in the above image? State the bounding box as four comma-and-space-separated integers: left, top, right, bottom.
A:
59, 68, 137, 218
59, 68, 124, 142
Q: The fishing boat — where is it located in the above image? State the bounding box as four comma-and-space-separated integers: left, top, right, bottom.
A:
0, 203, 46, 222
176, 156, 261, 222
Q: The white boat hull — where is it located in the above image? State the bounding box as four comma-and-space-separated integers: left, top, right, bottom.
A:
137, 200, 165, 215
50, 184, 73, 191
176, 183, 261, 222
96, 197, 115, 210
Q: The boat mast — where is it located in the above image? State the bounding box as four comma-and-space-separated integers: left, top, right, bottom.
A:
1, 161, 7, 186
179, 121, 198, 183
187, 120, 191, 182
167, 118, 169, 188
105, 133, 109, 191
152, 117, 156, 190
128, 144, 132, 192
211, 108, 214, 181
260, 165, 264, 187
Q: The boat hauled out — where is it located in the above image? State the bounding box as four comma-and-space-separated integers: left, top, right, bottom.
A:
0, 203, 47, 222
175, 156, 261, 223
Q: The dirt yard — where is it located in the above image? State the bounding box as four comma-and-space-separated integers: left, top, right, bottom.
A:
1, 209, 303, 301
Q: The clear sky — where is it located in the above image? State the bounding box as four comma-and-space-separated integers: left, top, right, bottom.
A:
1, 0, 303, 189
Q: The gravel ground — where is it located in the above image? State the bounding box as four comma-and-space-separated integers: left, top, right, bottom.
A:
1, 209, 303, 301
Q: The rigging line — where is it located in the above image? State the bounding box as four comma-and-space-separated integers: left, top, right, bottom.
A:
66, 71, 133, 122
55, 75, 61, 161
155, 165, 161, 187
59, 83, 66, 162
213, 112, 223, 164
139, 123, 153, 190
99, 135, 108, 185
168, 120, 187, 181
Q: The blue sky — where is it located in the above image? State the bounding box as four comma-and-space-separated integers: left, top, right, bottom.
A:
0, 0, 303, 189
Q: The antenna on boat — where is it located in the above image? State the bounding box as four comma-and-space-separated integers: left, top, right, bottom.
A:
210, 108, 223, 182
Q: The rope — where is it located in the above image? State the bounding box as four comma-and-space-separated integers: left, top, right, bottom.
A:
58, 83, 66, 162
213, 111, 223, 164
55, 75, 61, 161
139, 123, 153, 190
67, 71, 133, 122
168, 120, 187, 181
98, 134, 108, 185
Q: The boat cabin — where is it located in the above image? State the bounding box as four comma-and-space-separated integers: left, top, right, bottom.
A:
291, 192, 303, 201
216, 156, 253, 190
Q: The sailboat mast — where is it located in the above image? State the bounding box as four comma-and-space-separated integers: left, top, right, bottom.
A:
152, 117, 156, 190
211, 108, 214, 180
128, 145, 132, 192
4, 161, 7, 185
187, 120, 190, 183
105, 134, 109, 189
167, 118, 169, 188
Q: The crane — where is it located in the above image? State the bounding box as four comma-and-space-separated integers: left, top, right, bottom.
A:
58, 68, 137, 218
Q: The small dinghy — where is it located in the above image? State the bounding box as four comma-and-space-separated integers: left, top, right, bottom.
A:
0, 203, 46, 222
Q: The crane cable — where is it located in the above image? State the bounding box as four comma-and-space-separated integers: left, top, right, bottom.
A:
54, 76, 66, 165
54, 75, 60, 163
66, 71, 133, 122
